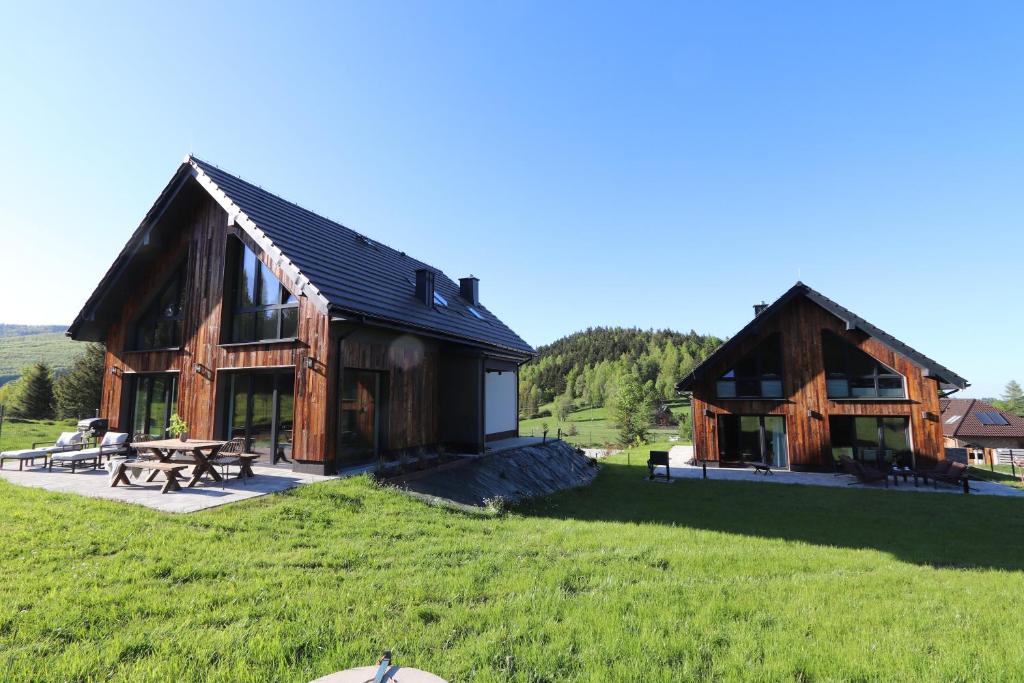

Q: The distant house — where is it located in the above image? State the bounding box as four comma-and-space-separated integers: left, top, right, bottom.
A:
678, 283, 969, 471
940, 399, 1024, 464
69, 156, 535, 474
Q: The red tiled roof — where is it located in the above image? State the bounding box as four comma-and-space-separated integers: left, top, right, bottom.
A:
940, 398, 1024, 438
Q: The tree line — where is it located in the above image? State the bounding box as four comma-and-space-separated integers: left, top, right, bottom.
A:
518, 327, 722, 444
0, 343, 105, 420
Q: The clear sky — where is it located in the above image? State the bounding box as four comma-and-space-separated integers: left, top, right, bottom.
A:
0, 2, 1021, 397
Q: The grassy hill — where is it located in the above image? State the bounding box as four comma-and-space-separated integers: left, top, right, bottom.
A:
1, 425, 1023, 680
0, 328, 83, 386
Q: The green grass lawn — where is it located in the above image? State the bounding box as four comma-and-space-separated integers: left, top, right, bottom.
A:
0, 417, 78, 452
3, 434, 1024, 680
519, 402, 689, 447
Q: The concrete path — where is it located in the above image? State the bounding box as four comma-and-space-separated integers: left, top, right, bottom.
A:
667, 445, 1024, 498
0, 462, 338, 513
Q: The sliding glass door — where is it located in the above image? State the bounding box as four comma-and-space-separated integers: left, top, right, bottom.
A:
223, 370, 294, 465
717, 414, 789, 468
129, 374, 179, 438
829, 416, 910, 467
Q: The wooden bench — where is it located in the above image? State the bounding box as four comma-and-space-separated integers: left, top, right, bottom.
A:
647, 450, 671, 481
110, 461, 189, 494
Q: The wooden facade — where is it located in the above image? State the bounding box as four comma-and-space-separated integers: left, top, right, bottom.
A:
80, 170, 531, 475
689, 296, 949, 471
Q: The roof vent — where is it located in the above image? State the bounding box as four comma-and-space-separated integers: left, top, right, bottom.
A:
415, 268, 435, 307
357, 234, 372, 246
459, 276, 479, 306
753, 301, 768, 317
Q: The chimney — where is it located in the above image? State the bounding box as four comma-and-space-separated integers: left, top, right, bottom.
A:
459, 276, 479, 306
415, 268, 435, 306
753, 301, 768, 317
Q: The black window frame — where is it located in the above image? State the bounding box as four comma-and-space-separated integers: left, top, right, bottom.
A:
131, 266, 185, 351
225, 238, 299, 344
822, 331, 906, 399
829, 415, 912, 466
715, 333, 785, 399
127, 373, 179, 438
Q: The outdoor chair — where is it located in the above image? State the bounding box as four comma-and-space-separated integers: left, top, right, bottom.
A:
929, 461, 970, 491
647, 450, 671, 481
209, 437, 259, 486
0, 431, 84, 470
847, 460, 888, 487
914, 459, 953, 485
50, 432, 129, 472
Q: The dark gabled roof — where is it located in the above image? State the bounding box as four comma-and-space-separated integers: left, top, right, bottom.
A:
940, 398, 1024, 439
70, 156, 535, 358
677, 282, 969, 392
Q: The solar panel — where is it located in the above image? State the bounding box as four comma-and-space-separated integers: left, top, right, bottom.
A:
977, 411, 1009, 426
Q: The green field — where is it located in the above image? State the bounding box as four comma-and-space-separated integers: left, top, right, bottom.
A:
0, 331, 82, 386
969, 464, 1024, 490
0, 418, 78, 451
519, 402, 690, 447
2, 420, 1024, 680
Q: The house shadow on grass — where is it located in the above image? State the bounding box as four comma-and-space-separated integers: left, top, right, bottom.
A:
518, 461, 1024, 572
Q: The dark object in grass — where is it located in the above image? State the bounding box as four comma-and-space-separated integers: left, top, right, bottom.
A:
929, 461, 971, 493
648, 450, 671, 481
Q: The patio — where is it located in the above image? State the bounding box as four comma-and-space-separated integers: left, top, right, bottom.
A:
0, 462, 337, 513
665, 446, 1024, 498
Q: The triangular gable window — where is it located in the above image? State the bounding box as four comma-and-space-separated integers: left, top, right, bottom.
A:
715, 334, 783, 399
133, 266, 185, 350
822, 331, 905, 398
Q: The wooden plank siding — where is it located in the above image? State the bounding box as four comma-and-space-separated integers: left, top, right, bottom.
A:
99, 193, 333, 465
690, 296, 946, 470
339, 328, 441, 451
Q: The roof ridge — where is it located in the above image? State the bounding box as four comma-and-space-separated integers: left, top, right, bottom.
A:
186, 155, 446, 276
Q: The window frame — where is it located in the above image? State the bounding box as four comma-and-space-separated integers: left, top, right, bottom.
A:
225, 239, 299, 344
131, 266, 185, 351
714, 333, 785, 399
822, 331, 906, 399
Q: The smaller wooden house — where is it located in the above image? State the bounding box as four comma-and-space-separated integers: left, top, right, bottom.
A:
678, 283, 968, 471
69, 156, 535, 474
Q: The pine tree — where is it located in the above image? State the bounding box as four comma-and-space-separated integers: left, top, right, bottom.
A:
1003, 380, 1024, 416
55, 343, 106, 419
11, 362, 55, 419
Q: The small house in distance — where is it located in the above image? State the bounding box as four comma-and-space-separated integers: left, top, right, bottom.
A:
678, 283, 968, 471
68, 156, 535, 475
940, 398, 1024, 464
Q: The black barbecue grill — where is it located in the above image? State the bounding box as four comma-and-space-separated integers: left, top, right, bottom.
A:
77, 417, 108, 439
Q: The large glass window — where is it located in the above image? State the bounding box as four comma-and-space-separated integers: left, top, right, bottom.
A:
829, 415, 911, 467
715, 334, 784, 399
717, 414, 789, 468
227, 240, 298, 343
822, 331, 905, 398
133, 268, 185, 350
129, 374, 179, 438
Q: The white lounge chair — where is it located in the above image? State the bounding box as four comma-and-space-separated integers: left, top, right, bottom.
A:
49, 432, 129, 473
0, 431, 84, 470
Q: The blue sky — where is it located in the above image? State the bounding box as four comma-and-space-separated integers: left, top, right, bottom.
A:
0, 2, 1021, 397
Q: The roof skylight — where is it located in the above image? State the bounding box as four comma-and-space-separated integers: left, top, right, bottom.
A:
433, 291, 448, 307
467, 306, 484, 320
945, 415, 962, 424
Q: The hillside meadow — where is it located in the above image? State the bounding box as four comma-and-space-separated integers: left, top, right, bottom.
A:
1, 425, 1024, 680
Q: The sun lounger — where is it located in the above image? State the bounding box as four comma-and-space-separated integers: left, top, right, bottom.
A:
50, 432, 129, 472
0, 432, 84, 470
847, 460, 888, 487
929, 461, 970, 491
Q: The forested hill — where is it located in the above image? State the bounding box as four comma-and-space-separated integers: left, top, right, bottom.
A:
519, 327, 723, 413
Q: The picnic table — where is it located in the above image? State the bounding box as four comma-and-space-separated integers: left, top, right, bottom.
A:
132, 439, 228, 487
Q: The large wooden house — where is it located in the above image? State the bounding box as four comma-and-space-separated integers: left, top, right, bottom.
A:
678, 283, 968, 471
69, 156, 535, 475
